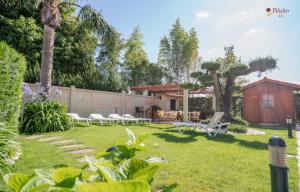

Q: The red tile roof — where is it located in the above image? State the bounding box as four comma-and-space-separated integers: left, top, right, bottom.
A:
131, 84, 213, 95
241, 77, 300, 91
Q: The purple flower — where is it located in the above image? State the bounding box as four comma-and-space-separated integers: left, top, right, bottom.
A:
22, 83, 32, 96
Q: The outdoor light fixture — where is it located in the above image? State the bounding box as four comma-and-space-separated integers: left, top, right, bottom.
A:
286, 115, 293, 138
268, 136, 289, 192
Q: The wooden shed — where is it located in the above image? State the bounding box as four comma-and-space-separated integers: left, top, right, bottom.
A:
241, 77, 300, 125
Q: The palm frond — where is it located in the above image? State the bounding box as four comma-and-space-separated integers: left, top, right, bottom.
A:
78, 5, 117, 40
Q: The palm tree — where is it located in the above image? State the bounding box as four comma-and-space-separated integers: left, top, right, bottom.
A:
0, 0, 116, 99
39, 0, 116, 98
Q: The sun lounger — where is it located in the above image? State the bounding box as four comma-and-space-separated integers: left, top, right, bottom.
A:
67, 113, 92, 126
89, 114, 115, 126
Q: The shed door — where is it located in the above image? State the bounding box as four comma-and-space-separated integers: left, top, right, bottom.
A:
260, 94, 275, 123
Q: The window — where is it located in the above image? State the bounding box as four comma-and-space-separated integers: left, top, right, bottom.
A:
262, 94, 274, 108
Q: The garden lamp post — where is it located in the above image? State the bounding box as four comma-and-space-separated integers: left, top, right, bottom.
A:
268, 136, 289, 192
286, 116, 293, 138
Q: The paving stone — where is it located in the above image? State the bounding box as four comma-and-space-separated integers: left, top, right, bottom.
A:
287, 154, 296, 158
69, 149, 93, 155
296, 131, 300, 139
78, 156, 95, 163
38, 136, 64, 142
50, 140, 76, 145
58, 144, 84, 149
25, 135, 45, 140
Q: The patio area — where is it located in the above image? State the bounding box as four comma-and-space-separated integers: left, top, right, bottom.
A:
16, 123, 299, 192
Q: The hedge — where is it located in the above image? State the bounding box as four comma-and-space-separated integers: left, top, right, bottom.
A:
0, 41, 26, 173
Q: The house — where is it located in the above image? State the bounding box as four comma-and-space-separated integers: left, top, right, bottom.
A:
241, 77, 300, 125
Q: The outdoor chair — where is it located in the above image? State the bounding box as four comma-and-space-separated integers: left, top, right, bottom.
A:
174, 112, 230, 137
123, 114, 152, 124
67, 113, 92, 126
160, 111, 177, 121
108, 114, 131, 125
89, 114, 115, 126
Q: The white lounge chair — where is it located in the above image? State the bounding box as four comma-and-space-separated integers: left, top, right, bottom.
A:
122, 114, 152, 124
89, 114, 115, 126
174, 112, 230, 136
108, 114, 131, 125
67, 113, 92, 126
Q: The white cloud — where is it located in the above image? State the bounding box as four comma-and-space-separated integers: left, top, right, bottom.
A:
246, 28, 258, 35
196, 10, 209, 19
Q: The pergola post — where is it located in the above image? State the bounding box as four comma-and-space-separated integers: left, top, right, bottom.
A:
183, 89, 189, 122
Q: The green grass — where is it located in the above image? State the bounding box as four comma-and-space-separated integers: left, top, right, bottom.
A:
15, 123, 298, 192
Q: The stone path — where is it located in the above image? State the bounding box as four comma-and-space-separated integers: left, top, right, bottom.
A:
296, 130, 300, 191
25, 135, 95, 162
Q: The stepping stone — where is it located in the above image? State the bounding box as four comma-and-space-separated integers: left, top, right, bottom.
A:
50, 140, 76, 145
78, 156, 95, 163
38, 136, 63, 142
69, 149, 93, 155
287, 154, 296, 158
58, 144, 84, 149
25, 135, 45, 140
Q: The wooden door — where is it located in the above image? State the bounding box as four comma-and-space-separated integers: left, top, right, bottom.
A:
260, 93, 275, 123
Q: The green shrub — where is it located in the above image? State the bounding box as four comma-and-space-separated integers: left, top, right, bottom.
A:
20, 101, 71, 134
0, 42, 26, 174
228, 124, 248, 133
3, 129, 172, 192
233, 116, 249, 125
0, 41, 26, 128
0, 123, 21, 175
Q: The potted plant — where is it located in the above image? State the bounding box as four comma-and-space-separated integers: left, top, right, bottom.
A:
152, 105, 161, 120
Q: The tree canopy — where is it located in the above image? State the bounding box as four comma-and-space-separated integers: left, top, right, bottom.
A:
158, 19, 199, 83
191, 46, 277, 122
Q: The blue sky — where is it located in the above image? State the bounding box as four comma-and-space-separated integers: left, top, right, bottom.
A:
85, 0, 300, 83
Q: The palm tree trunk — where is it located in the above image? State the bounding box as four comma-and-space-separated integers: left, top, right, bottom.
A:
40, 25, 55, 98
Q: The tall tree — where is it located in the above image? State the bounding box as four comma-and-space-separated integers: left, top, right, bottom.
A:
39, 0, 116, 98
0, 0, 116, 98
124, 26, 149, 86
158, 19, 199, 83
97, 32, 124, 91
183, 28, 199, 82
158, 36, 173, 82
191, 46, 277, 122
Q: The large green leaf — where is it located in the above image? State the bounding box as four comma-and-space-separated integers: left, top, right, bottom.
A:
52, 167, 82, 188
27, 184, 50, 192
86, 157, 121, 182
4, 173, 30, 192
76, 181, 151, 192
132, 165, 159, 184
118, 159, 148, 180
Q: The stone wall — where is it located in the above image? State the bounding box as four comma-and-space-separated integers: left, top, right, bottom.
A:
26, 84, 181, 117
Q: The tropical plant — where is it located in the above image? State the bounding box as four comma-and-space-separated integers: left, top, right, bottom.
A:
191, 46, 277, 122
0, 42, 25, 174
20, 101, 71, 134
2, 128, 171, 191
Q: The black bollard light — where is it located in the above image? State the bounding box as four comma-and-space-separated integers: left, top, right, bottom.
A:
286, 116, 293, 138
268, 136, 289, 192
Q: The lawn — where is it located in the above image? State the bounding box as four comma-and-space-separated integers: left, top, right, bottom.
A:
15, 123, 298, 192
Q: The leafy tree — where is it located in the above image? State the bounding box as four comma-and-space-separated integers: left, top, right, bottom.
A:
158, 19, 199, 83
191, 46, 277, 122
124, 26, 149, 86
97, 32, 125, 91
0, 16, 42, 83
